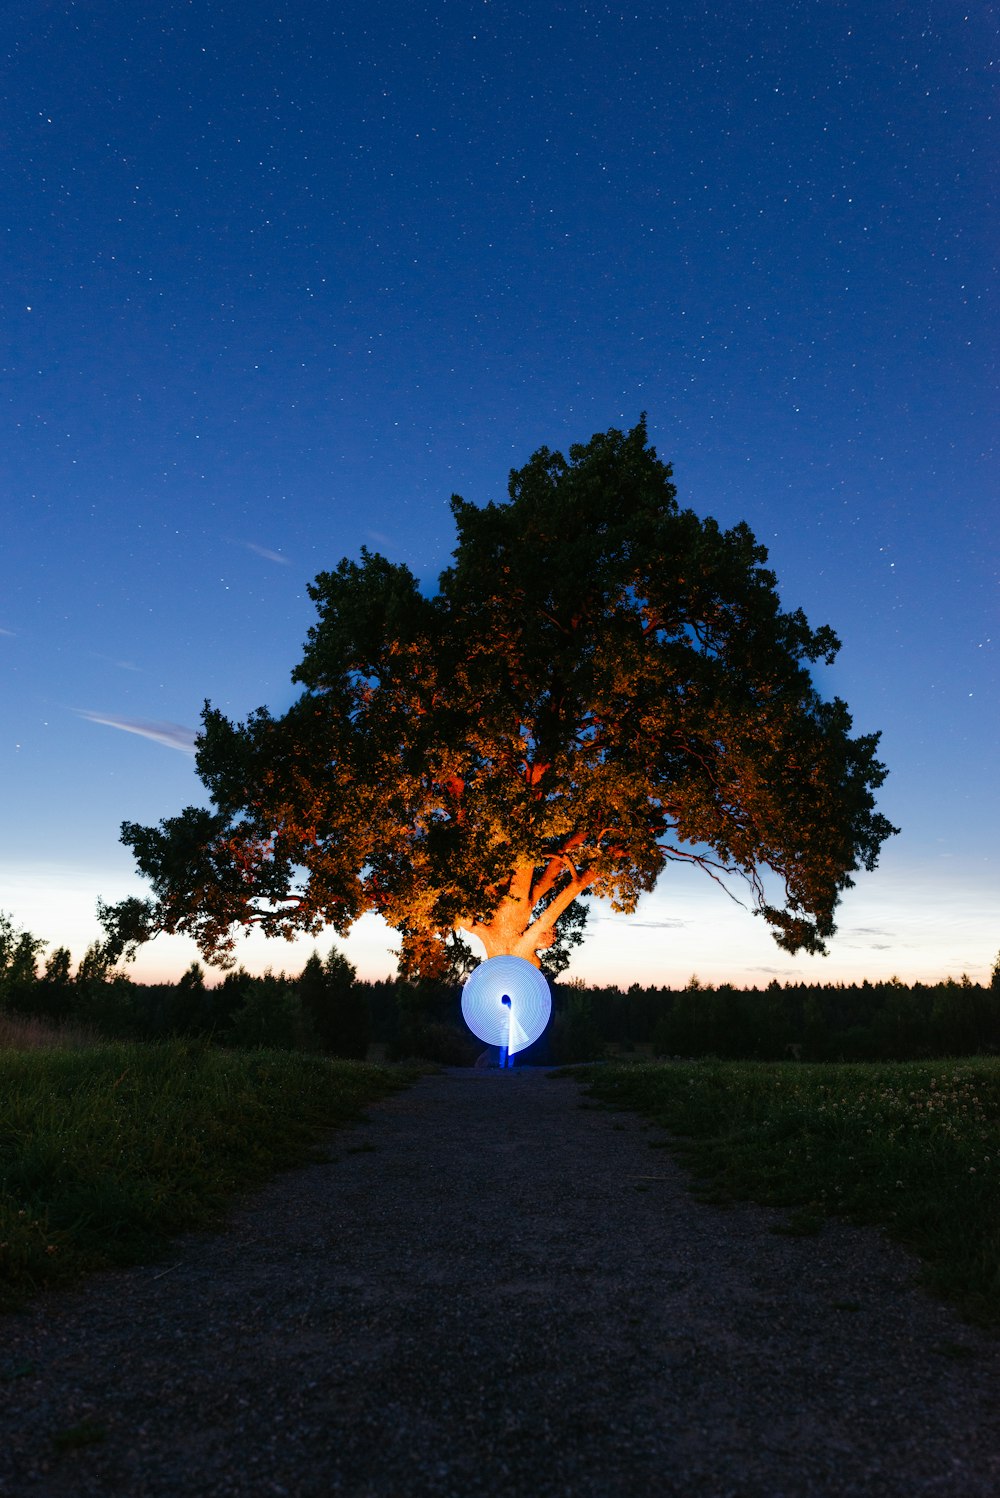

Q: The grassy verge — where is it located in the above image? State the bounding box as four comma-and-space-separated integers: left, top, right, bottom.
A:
575, 1058, 1000, 1326
0, 1012, 98, 1051
0, 1040, 411, 1309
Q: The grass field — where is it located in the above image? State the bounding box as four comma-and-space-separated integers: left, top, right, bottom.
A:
576, 1057, 1000, 1326
0, 1040, 410, 1309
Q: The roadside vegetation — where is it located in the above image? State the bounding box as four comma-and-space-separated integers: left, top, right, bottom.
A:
3, 910, 998, 1317
578, 1058, 1000, 1326
0, 1040, 408, 1309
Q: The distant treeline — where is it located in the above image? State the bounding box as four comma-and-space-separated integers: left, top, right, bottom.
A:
0, 922, 374, 1060
567, 969, 1000, 1063
1, 913, 998, 1063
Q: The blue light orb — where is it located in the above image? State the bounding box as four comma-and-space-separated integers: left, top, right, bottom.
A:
461, 955, 552, 1059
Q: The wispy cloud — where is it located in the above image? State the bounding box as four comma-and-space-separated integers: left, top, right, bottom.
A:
78, 711, 197, 754
365, 530, 395, 549
91, 651, 142, 672
242, 541, 291, 565
0, 627, 15, 637
598, 917, 688, 930
839, 925, 897, 950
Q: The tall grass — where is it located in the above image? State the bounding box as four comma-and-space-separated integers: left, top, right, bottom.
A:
578, 1058, 1000, 1325
0, 1012, 97, 1050
0, 1041, 409, 1308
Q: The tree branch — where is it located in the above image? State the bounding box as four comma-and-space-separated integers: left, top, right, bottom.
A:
531, 831, 587, 905
530, 867, 595, 934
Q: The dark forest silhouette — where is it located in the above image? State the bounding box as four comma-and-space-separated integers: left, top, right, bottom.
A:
2, 912, 998, 1066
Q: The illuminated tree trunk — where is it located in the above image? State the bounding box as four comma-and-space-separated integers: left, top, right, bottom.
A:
462, 856, 592, 967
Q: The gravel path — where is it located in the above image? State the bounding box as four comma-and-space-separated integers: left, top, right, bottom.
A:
1, 1066, 998, 1497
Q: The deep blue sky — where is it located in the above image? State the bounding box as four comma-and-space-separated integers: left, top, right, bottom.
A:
2, 1, 997, 985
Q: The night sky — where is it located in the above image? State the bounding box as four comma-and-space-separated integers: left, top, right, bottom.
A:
3, 1, 997, 987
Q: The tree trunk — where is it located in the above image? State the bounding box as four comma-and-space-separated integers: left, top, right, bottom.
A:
460, 858, 591, 967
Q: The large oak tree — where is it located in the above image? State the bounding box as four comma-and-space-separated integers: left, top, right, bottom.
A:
102, 421, 897, 976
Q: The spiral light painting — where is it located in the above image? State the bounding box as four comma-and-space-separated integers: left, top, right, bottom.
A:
461, 955, 552, 1060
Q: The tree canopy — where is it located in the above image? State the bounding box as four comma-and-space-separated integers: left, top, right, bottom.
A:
102, 420, 897, 977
